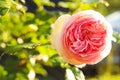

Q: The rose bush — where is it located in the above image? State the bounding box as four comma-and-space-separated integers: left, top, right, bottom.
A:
50, 10, 113, 65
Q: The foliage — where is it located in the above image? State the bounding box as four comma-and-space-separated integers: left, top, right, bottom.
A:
0, 0, 120, 80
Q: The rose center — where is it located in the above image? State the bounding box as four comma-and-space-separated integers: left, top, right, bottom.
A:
63, 19, 106, 54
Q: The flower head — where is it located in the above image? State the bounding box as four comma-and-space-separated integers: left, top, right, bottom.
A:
51, 10, 113, 65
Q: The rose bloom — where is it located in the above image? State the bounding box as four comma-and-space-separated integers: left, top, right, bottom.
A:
50, 10, 113, 66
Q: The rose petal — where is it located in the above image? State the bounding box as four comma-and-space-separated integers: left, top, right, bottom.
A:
50, 14, 71, 47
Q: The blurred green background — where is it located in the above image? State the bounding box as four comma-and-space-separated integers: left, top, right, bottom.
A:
0, 0, 120, 80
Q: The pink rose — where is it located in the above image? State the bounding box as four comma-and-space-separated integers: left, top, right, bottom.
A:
50, 10, 113, 65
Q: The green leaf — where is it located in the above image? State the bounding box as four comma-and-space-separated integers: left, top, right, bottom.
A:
0, 65, 8, 80
82, 0, 99, 4
34, 63, 47, 76
65, 67, 85, 80
72, 68, 85, 80
4, 43, 41, 54
0, 0, 10, 16
65, 68, 76, 80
